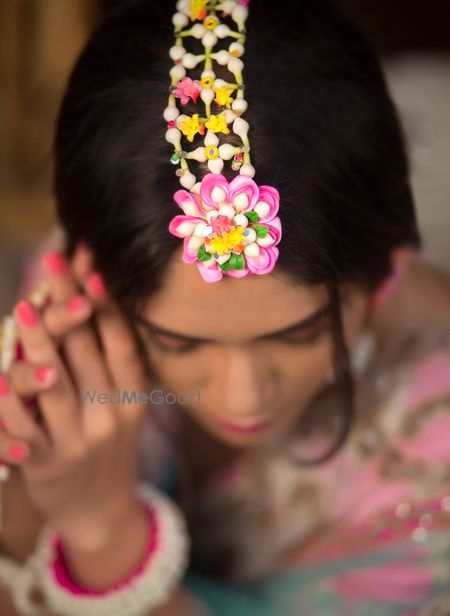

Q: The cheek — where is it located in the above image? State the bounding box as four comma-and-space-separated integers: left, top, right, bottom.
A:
146, 338, 333, 417
277, 340, 334, 402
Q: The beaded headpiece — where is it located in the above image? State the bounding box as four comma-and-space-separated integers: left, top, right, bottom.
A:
0, 1, 285, 374
165, 0, 282, 283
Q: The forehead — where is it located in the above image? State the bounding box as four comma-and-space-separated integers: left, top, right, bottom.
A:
140, 249, 328, 343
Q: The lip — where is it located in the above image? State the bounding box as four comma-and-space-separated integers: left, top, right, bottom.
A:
217, 416, 273, 434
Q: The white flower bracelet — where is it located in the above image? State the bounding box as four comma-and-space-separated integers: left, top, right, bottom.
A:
0, 483, 191, 616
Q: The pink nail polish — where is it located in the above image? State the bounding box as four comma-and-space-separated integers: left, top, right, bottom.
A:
0, 376, 9, 396
36, 366, 56, 384
67, 295, 87, 313
43, 251, 68, 275
8, 444, 29, 461
87, 272, 106, 298
15, 300, 37, 327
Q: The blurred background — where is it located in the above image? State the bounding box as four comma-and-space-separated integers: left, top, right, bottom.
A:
0, 0, 449, 316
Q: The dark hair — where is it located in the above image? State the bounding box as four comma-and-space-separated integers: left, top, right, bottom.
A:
54, 0, 420, 577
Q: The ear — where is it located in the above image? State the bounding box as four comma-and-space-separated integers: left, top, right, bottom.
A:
389, 246, 421, 275
369, 245, 421, 313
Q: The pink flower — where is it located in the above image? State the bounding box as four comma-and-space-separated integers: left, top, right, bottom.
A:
172, 77, 201, 105
168, 173, 282, 283
211, 215, 232, 234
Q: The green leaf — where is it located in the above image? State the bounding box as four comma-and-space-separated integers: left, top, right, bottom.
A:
244, 211, 259, 224
197, 245, 211, 262
228, 253, 245, 270
220, 259, 233, 271
253, 224, 269, 239
235, 253, 245, 270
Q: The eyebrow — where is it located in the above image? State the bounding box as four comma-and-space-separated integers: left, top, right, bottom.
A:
133, 302, 331, 345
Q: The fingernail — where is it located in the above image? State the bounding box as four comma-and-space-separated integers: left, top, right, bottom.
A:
0, 419, 5, 429
0, 376, 9, 396
43, 251, 68, 275
87, 272, 106, 298
36, 366, 57, 384
8, 444, 29, 462
15, 300, 37, 327
67, 294, 88, 314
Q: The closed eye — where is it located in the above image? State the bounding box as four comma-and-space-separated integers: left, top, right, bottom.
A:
134, 301, 332, 355
145, 332, 203, 354
146, 322, 329, 354
278, 323, 329, 346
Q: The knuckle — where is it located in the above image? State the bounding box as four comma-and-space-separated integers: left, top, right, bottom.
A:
42, 303, 67, 337
87, 411, 118, 442
63, 441, 88, 463
8, 361, 44, 397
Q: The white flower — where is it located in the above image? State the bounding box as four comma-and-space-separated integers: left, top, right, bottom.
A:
190, 18, 234, 44
217, 0, 238, 14
172, 12, 189, 29
239, 163, 256, 178
163, 106, 180, 122
232, 117, 249, 140
231, 98, 247, 115
169, 45, 186, 62
182, 53, 203, 69
218, 144, 236, 160
169, 64, 186, 81
229, 42, 244, 57
213, 49, 244, 75
165, 127, 182, 148
176, 0, 190, 12
179, 171, 197, 190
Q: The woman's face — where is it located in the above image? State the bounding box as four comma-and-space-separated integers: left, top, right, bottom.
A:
135, 252, 370, 449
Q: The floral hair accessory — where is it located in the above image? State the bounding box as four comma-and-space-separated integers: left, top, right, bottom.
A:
164, 0, 282, 282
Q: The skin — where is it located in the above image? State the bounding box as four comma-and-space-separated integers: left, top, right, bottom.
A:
135, 246, 370, 452
0, 241, 432, 615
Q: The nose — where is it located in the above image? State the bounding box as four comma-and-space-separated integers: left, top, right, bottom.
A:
211, 345, 274, 420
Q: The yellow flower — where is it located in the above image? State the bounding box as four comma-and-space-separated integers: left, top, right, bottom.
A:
204, 16, 219, 30
200, 76, 214, 89
189, 0, 208, 20
205, 114, 230, 135
204, 145, 219, 160
206, 227, 246, 257
179, 114, 201, 142
213, 85, 235, 109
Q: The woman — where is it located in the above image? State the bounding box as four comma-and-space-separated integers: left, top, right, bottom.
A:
0, 0, 449, 614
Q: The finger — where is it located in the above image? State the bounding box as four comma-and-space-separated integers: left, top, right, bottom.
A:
71, 240, 95, 285
0, 374, 48, 456
85, 271, 149, 423
7, 360, 58, 399
0, 433, 31, 466
13, 300, 81, 447
42, 251, 81, 302
42, 251, 110, 393
41, 294, 93, 340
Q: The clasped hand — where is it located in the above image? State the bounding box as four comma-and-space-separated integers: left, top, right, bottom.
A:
0, 243, 150, 551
